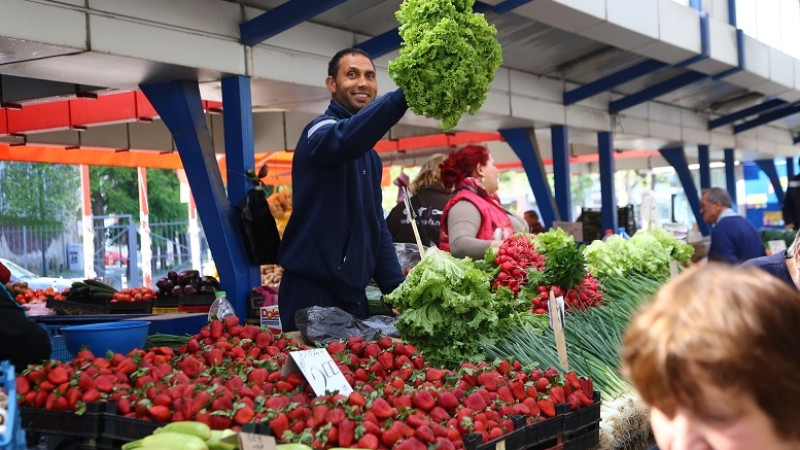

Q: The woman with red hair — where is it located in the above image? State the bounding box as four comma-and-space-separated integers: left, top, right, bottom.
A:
439, 145, 526, 259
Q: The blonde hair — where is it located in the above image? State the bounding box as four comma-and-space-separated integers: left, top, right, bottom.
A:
622, 264, 800, 440
409, 154, 447, 195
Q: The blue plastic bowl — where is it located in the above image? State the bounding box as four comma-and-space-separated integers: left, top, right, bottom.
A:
61, 321, 150, 358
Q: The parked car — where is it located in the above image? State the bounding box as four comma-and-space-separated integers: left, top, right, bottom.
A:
0, 257, 77, 291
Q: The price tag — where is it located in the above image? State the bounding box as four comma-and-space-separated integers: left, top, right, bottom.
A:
548, 295, 565, 330
222, 432, 277, 450
768, 240, 787, 255
281, 348, 354, 396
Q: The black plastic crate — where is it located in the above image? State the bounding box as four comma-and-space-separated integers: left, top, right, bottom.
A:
561, 391, 601, 435
464, 414, 564, 450
101, 413, 161, 442
563, 423, 600, 450
46, 298, 152, 315
20, 402, 113, 440
178, 293, 215, 307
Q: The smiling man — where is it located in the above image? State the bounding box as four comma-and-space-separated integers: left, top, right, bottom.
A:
277, 48, 410, 331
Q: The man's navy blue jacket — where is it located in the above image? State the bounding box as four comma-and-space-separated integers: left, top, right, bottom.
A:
278, 89, 407, 327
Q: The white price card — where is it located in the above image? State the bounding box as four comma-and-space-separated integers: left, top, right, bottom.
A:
222, 432, 277, 450
768, 240, 787, 255
281, 348, 354, 397
548, 295, 565, 330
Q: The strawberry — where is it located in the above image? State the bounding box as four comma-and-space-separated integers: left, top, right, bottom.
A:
83, 389, 102, 404
536, 377, 550, 392
234, 406, 255, 425
378, 336, 394, 349
149, 405, 171, 422
435, 437, 456, 450
544, 367, 559, 381
209, 415, 232, 430
47, 366, 69, 385
377, 352, 395, 372
327, 341, 346, 354
429, 406, 451, 423
567, 394, 581, 411
223, 315, 240, 329
414, 425, 436, 444
509, 380, 526, 401
395, 437, 427, 450
357, 434, 379, 450
523, 397, 540, 416
436, 391, 459, 410
537, 398, 556, 418
94, 375, 114, 393
463, 392, 487, 411
363, 343, 381, 358
381, 421, 406, 447
412, 389, 436, 411
497, 359, 512, 375
476, 371, 499, 392
209, 320, 223, 339
269, 413, 289, 439
426, 368, 446, 382
497, 386, 515, 404
574, 390, 594, 407
550, 386, 566, 404
338, 418, 356, 447
311, 404, 328, 426
15, 376, 30, 396
369, 397, 394, 419
324, 407, 346, 425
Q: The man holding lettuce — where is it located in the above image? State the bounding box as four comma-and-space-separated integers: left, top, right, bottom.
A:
277, 48, 408, 332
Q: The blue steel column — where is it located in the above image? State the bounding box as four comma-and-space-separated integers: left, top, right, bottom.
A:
597, 132, 618, 233
754, 159, 786, 205
551, 125, 572, 221
698, 144, 711, 189
221, 76, 261, 318
498, 128, 559, 227
660, 147, 711, 236
140, 80, 254, 318
724, 149, 737, 208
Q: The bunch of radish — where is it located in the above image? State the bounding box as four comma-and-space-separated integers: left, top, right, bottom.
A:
530, 275, 603, 314
493, 234, 545, 297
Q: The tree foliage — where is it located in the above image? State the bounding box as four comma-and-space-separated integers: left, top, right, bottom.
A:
0, 162, 80, 225
89, 166, 185, 223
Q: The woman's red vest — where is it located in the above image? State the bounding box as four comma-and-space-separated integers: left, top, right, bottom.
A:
439, 188, 513, 252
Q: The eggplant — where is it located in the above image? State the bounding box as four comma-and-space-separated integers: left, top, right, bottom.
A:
199, 285, 215, 294
183, 284, 198, 296
180, 269, 200, 279
155, 277, 171, 291
176, 273, 189, 286
167, 270, 178, 282
171, 285, 184, 297
203, 276, 221, 290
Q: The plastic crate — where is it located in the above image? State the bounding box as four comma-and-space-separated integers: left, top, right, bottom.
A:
101, 412, 161, 442
464, 415, 563, 450
48, 335, 72, 362
46, 298, 152, 315
151, 307, 180, 314
20, 402, 112, 440
0, 361, 26, 450
563, 424, 600, 450
561, 391, 601, 435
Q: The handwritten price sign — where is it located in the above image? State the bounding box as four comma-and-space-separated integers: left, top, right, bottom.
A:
281, 348, 354, 397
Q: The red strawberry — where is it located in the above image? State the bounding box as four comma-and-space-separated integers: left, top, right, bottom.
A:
414, 425, 436, 444
463, 392, 488, 411
497, 386, 514, 404
324, 407, 346, 425
429, 406, 451, 423
537, 398, 556, 418
550, 386, 566, 404
436, 391, 459, 410
357, 434, 379, 450
209, 320, 223, 339
378, 336, 394, 349
369, 397, 394, 419
47, 367, 69, 385
536, 377, 550, 392
234, 406, 255, 425
574, 390, 594, 407
363, 343, 381, 358
338, 418, 355, 447
412, 389, 436, 411
377, 352, 395, 372
327, 341, 346, 354
426, 368, 446, 382
149, 405, 171, 422
269, 413, 289, 439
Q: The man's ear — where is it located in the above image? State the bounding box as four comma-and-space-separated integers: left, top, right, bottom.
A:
325, 76, 336, 94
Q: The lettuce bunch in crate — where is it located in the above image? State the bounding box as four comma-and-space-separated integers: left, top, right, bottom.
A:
388, 0, 503, 131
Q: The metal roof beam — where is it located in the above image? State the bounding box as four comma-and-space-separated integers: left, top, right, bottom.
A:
708, 98, 787, 130
794, 135, 800, 145
733, 102, 800, 134
240, 0, 348, 46
563, 60, 667, 105
492, 0, 535, 14
609, 71, 707, 113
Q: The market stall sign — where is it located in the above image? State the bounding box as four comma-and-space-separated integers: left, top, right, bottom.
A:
222, 432, 277, 450
282, 348, 354, 396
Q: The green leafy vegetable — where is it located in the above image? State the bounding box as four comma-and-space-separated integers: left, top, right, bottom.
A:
388, 0, 503, 131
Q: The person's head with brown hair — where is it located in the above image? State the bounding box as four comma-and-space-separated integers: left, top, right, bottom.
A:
622, 264, 800, 449
409, 154, 448, 195
439, 144, 500, 194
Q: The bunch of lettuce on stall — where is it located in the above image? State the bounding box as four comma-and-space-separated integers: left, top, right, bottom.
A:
388, 0, 503, 131
384, 248, 527, 366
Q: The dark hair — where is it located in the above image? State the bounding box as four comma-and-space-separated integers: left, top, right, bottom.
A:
700, 187, 732, 208
524, 210, 539, 220
328, 48, 373, 78
439, 145, 490, 189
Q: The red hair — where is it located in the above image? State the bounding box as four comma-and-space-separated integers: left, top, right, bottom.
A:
439, 145, 490, 189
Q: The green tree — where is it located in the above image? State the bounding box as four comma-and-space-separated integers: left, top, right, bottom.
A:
89, 167, 184, 223
0, 162, 80, 225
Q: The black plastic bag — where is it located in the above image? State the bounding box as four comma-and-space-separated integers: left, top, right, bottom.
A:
295, 306, 398, 345
236, 188, 281, 264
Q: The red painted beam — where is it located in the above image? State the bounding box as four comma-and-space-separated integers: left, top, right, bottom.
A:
0, 92, 223, 136
375, 132, 503, 153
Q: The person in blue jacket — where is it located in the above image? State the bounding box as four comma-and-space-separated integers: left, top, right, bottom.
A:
701, 187, 766, 264
277, 48, 408, 331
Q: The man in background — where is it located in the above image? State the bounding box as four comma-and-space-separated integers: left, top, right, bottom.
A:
782, 170, 800, 230
701, 187, 765, 264
524, 210, 546, 234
